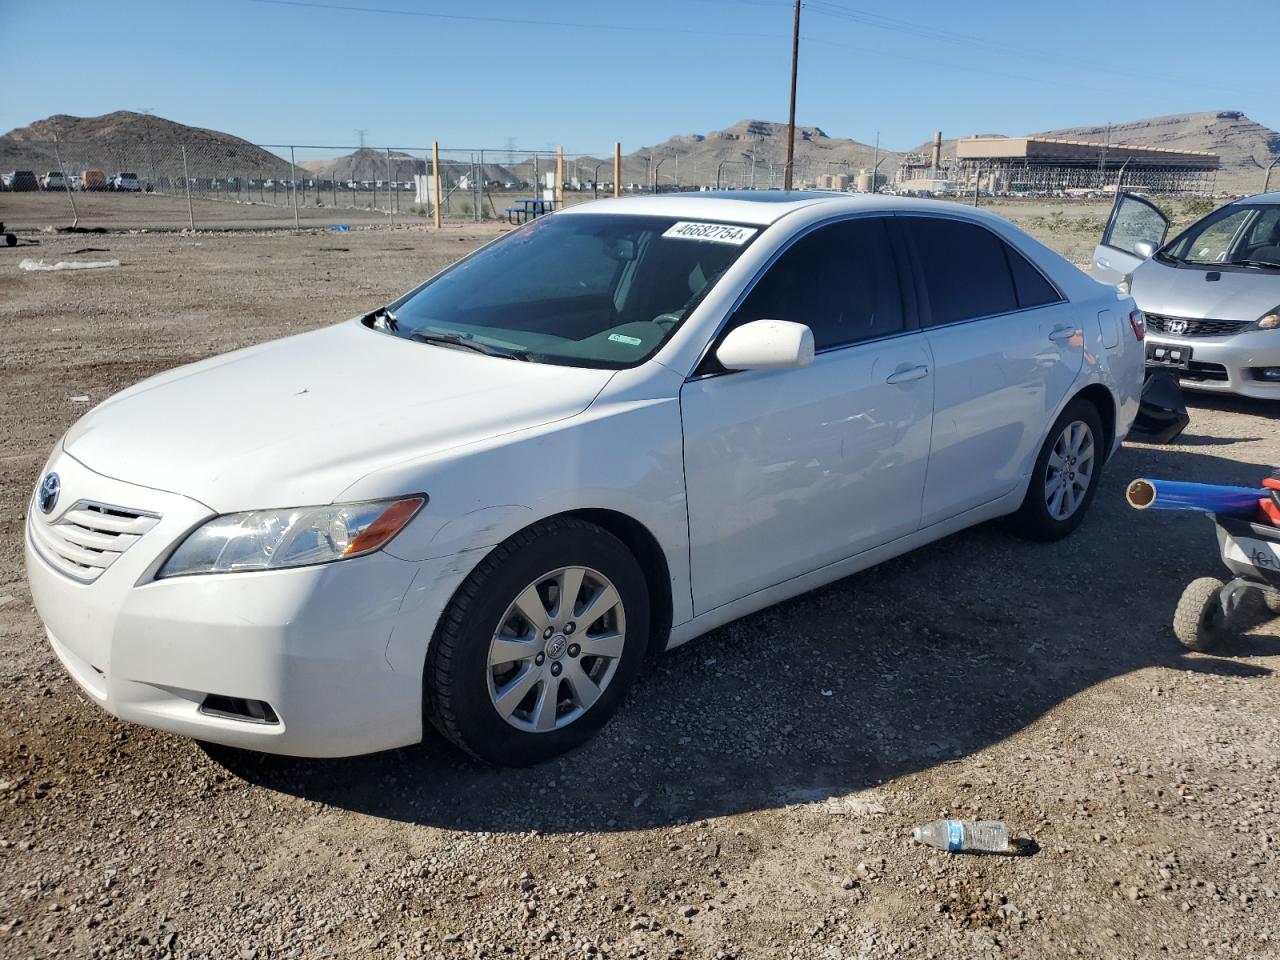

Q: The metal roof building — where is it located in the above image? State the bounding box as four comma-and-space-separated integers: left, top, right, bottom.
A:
955, 135, 1219, 194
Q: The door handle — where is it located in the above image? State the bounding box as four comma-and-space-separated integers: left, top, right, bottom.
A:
885, 364, 930, 384
1048, 325, 1077, 343
1096, 258, 1111, 269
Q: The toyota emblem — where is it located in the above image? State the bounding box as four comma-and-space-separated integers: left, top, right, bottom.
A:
38, 473, 61, 515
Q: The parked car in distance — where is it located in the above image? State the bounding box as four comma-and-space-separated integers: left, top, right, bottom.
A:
7, 170, 40, 191
110, 172, 142, 192
1093, 192, 1280, 399
80, 169, 108, 191
41, 170, 67, 191
27, 192, 1144, 765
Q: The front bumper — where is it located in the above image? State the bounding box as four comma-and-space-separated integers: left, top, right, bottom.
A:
1146, 330, 1280, 400
25, 451, 464, 757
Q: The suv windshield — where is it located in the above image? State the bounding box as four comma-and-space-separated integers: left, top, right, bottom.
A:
1161, 202, 1280, 268
382, 213, 758, 367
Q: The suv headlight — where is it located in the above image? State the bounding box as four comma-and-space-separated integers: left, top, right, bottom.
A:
158, 496, 425, 578
1255, 306, 1280, 331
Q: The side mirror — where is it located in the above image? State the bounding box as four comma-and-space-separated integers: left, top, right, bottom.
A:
716, 319, 815, 371
1133, 239, 1157, 259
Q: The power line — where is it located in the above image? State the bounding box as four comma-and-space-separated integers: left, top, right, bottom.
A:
247, 0, 785, 41
694, 0, 1256, 98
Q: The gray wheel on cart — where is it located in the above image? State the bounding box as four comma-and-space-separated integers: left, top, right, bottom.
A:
1173, 576, 1231, 651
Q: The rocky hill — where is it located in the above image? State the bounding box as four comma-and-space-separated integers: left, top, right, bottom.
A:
300, 148, 554, 188
0, 111, 292, 178
620, 119, 901, 188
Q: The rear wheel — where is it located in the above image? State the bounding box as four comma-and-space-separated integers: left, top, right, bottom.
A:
1173, 577, 1231, 651
1010, 397, 1105, 542
424, 517, 649, 766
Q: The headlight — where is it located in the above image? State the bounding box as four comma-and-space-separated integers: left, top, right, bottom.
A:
158, 496, 425, 578
1256, 306, 1280, 330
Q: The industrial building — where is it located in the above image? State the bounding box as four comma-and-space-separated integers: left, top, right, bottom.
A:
896, 131, 1220, 195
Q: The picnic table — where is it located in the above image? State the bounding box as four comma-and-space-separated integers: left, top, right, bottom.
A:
505, 198, 559, 225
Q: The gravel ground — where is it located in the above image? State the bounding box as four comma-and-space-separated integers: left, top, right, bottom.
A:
0, 226, 1278, 960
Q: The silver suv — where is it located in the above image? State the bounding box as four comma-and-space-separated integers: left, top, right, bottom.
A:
1092, 192, 1280, 400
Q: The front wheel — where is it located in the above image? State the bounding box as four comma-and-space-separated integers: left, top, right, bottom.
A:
424, 517, 650, 766
1010, 397, 1105, 542
1173, 577, 1231, 651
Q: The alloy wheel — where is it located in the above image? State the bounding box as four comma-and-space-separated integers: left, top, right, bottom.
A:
1044, 420, 1095, 521
486, 565, 627, 733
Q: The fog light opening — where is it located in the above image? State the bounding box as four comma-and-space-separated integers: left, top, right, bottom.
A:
1252, 367, 1280, 382
199, 694, 280, 725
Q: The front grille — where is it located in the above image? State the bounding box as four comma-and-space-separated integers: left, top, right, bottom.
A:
30, 500, 160, 583
1181, 361, 1229, 383
1146, 313, 1250, 338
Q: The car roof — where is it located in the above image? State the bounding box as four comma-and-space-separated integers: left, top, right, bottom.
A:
1233, 191, 1280, 205
559, 190, 994, 227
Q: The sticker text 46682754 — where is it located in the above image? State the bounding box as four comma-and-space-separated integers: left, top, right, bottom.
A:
662, 221, 758, 246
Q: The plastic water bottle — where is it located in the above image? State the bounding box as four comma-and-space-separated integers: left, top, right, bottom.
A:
913, 819, 1009, 854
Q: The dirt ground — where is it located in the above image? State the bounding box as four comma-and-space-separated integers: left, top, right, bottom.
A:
0, 225, 1278, 960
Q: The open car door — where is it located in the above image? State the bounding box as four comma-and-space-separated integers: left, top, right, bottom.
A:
1092, 193, 1170, 285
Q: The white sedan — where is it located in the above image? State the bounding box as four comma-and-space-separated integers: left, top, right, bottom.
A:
26, 192, 1144, 765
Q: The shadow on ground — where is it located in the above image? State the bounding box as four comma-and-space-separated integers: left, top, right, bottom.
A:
208, 443, 1279, 834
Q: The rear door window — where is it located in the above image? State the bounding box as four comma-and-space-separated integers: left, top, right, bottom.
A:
1006, 245, 1061, 308
905, 217, 1020, 325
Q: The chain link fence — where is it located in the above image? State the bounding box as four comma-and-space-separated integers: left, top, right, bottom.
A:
0, 139, 621, 232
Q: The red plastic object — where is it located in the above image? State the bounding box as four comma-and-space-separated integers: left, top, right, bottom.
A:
1128, 310, 1146, 342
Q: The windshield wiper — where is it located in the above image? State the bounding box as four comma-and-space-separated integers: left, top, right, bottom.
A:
369, 307, 399, 331
407, 330, 529, 361
1220, 258, 1280, 270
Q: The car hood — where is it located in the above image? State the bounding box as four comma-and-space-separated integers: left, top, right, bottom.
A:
1131, 259, 1279, 321
63, 320, 615, 512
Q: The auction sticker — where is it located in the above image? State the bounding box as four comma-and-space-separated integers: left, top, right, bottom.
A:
1223, 535, 1280, 572
662, 221, 758, 245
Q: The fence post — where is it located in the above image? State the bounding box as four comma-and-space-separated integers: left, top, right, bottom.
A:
386, 148, 395, 225
613, 143, 621, 198
52, 132, 79, 229
432, 141, 442, 228
556, 146, 564, 209
180, 143, 196, 231
290, 146, 300, 232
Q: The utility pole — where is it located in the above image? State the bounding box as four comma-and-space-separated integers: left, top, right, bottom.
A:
356, 129, 367, 149
871, 131, 879, 194
784, 0, 801, 191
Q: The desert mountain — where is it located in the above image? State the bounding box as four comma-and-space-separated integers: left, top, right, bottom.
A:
0, 111, 292, 177
620, 119, 900, 187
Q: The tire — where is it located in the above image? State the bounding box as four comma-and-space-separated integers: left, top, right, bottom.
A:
1172, 577, 1230, 651
424, 516, 650, 766
1009, 397, 1105, 542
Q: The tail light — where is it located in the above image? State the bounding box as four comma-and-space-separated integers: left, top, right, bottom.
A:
1128, 310, 1146, 342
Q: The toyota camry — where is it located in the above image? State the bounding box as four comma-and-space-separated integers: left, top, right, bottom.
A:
26, 192, 1144, 765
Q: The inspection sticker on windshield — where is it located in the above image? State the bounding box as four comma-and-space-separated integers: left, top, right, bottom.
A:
608, 333, 643, 346
663, 221, 757, 245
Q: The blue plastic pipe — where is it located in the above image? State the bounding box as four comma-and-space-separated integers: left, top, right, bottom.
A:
1126, 478, 1261, 516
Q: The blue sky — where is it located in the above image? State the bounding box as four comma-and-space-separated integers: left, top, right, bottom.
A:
2, 0, 1277, 155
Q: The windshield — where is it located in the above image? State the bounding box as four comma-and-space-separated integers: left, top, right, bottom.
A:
383, 213, 758, 367
1161, 203, 1280, 267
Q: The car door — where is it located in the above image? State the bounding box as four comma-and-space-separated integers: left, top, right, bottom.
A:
680, 217, 934, 615
901, 214, 1083, 527
1092, 193, 1170, 284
